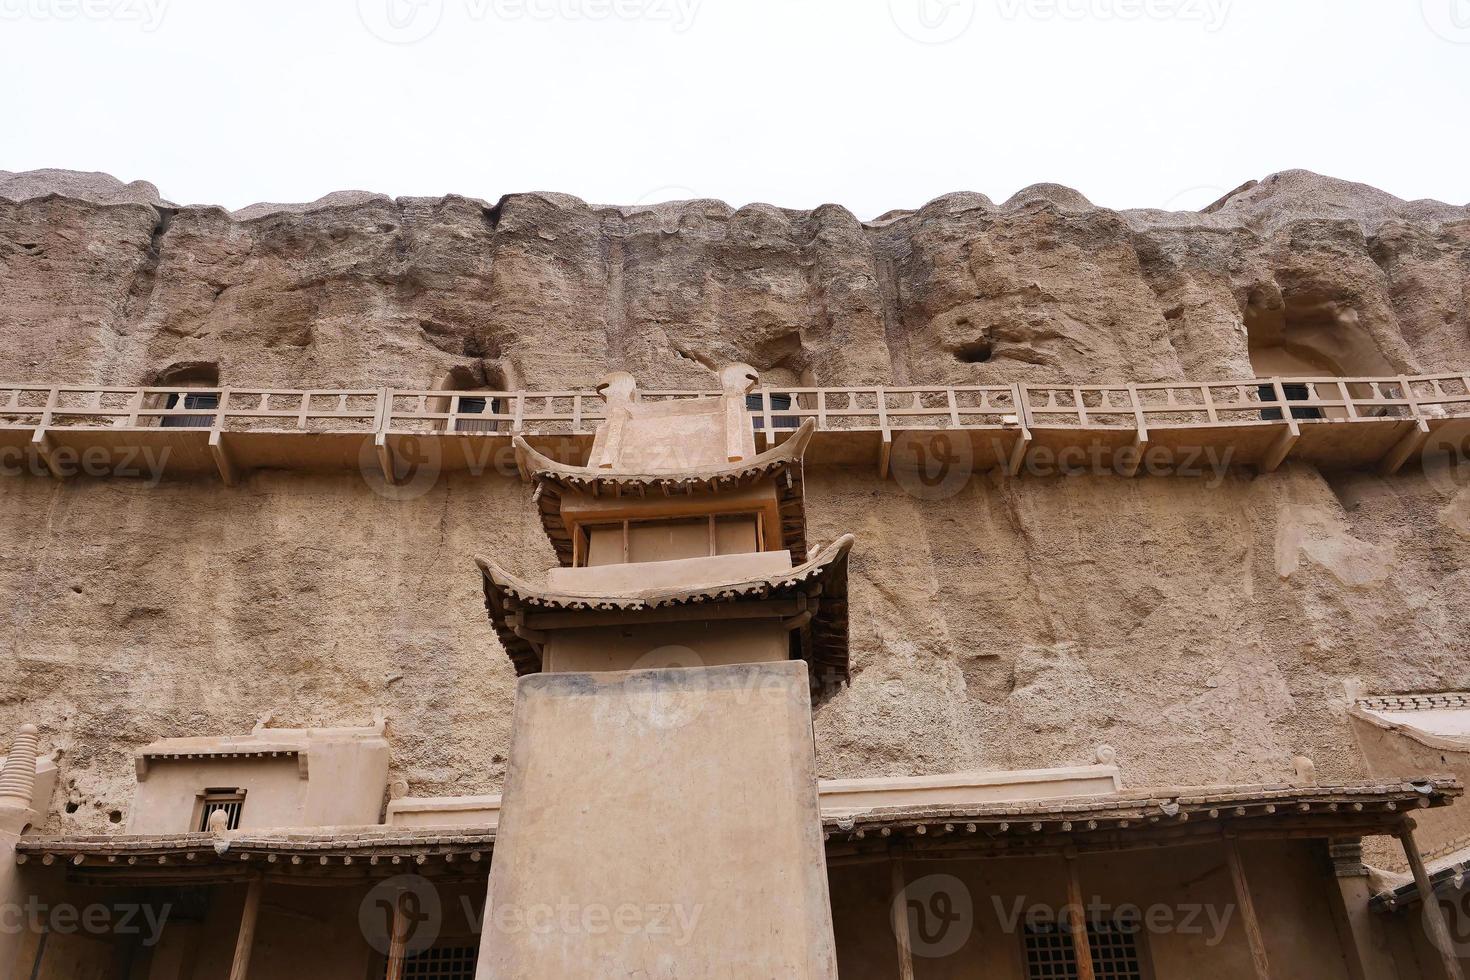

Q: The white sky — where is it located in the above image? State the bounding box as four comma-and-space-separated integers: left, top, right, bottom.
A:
1, 0, 1467, 218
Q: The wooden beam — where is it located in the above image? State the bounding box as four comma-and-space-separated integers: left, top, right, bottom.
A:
385, 890, 411, 980
878, 431, 892, 480
890, 857, 916, 980
1065, 853, 1097, 980
1398, 819, 1466, 980
374, 432, 398, 487
228, 876, 264, 980
1378, 419, 1431, 476
1260, 420, 1300, 473
1224, 837, 1272, 980
1123, 432, 1149, 478
1006, 428, 1032, 477
525, 598, 804, 632
209, 430, 238, 487
29, 429, 66, 480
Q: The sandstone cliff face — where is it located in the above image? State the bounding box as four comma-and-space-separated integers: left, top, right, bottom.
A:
1, 169, 1467, 834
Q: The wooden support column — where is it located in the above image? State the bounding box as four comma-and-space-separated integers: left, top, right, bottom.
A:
1378, 419, 1431, 476
374, 432, 399, 487
1064, 853, 1096, 980
1398, 819, 1466, 980
1261, 420, 1300, 473
890, 857, 916, 980
209, 430, 238, 486
228, 876, 263, 980
1224, 836, 1272, 980
385, 890, 411, 980
29, 429, 66, 480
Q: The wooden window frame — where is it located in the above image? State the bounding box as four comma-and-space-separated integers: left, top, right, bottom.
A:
572, 512, 765, 567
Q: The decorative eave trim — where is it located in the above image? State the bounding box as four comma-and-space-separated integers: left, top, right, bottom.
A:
517, 420, 816, 566
822, 778, 1463, 855
476, 534, 854, 686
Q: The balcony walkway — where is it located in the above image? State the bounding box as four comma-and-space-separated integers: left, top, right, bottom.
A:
1, 373, 1467, 486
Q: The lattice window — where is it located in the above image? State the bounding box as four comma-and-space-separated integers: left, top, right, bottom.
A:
1023, 920, 1145, 980
746, 392, 800, 430
383, 943, 478, 979
454, 396, 502, 433
161, 391, 220, 429
1257, 382, 1324, 421
196, 789, 244, 831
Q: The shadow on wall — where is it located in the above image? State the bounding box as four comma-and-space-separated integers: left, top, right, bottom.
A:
430, 364, 512, 433
1244, 289, 1399, 420
146, 362, 221, 429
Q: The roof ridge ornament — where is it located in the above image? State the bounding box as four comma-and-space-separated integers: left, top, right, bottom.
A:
0, 723, 40, 813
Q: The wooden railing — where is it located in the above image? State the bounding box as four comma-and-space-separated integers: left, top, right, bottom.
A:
4, 374, 1467, 436
2, 373, 1468, 483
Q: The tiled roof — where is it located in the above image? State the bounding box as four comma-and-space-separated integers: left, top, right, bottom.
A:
16, 827, 496, 880
476, 535, 853, 684
822, 779, 1462, 853
518, 421, 814, 566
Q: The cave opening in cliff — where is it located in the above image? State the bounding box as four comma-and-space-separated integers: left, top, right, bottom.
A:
954, 339, 994, 364
1243, 287, 1400, 419
433, 364, 505, 433
148, 361, 220, 429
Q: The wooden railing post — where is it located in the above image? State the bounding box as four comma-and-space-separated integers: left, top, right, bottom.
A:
1399, 819, 1466, 980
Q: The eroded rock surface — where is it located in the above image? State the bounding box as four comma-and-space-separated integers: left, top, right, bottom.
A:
1, 169, 1467, 833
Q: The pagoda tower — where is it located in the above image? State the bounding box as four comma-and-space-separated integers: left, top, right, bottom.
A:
474, 364, 851, 978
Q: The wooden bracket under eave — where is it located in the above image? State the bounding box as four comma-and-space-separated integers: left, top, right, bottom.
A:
1005, 427, 1033, 478
877, 430, 892, 480
29, 428, 67, 480
209, 430, 238, 487
1260, 420, 1300, 473
1378, 418, 1432, 476
374, 432, 398, 487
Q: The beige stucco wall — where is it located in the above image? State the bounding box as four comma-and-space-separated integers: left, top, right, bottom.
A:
481, 662, 837, 978
1350, 714, 1470, 864
4, 461, 1470, 834
544, 618, 789, 672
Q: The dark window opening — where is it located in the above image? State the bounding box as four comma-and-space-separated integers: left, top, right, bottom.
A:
161, 391, 219, 429
197, 789, 244, 831
1023, 920, 1144, 980
454, 396, 502, 433
1259, 382, 1323, 421
383, 943, 479, 979
747, 393, 800, 430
